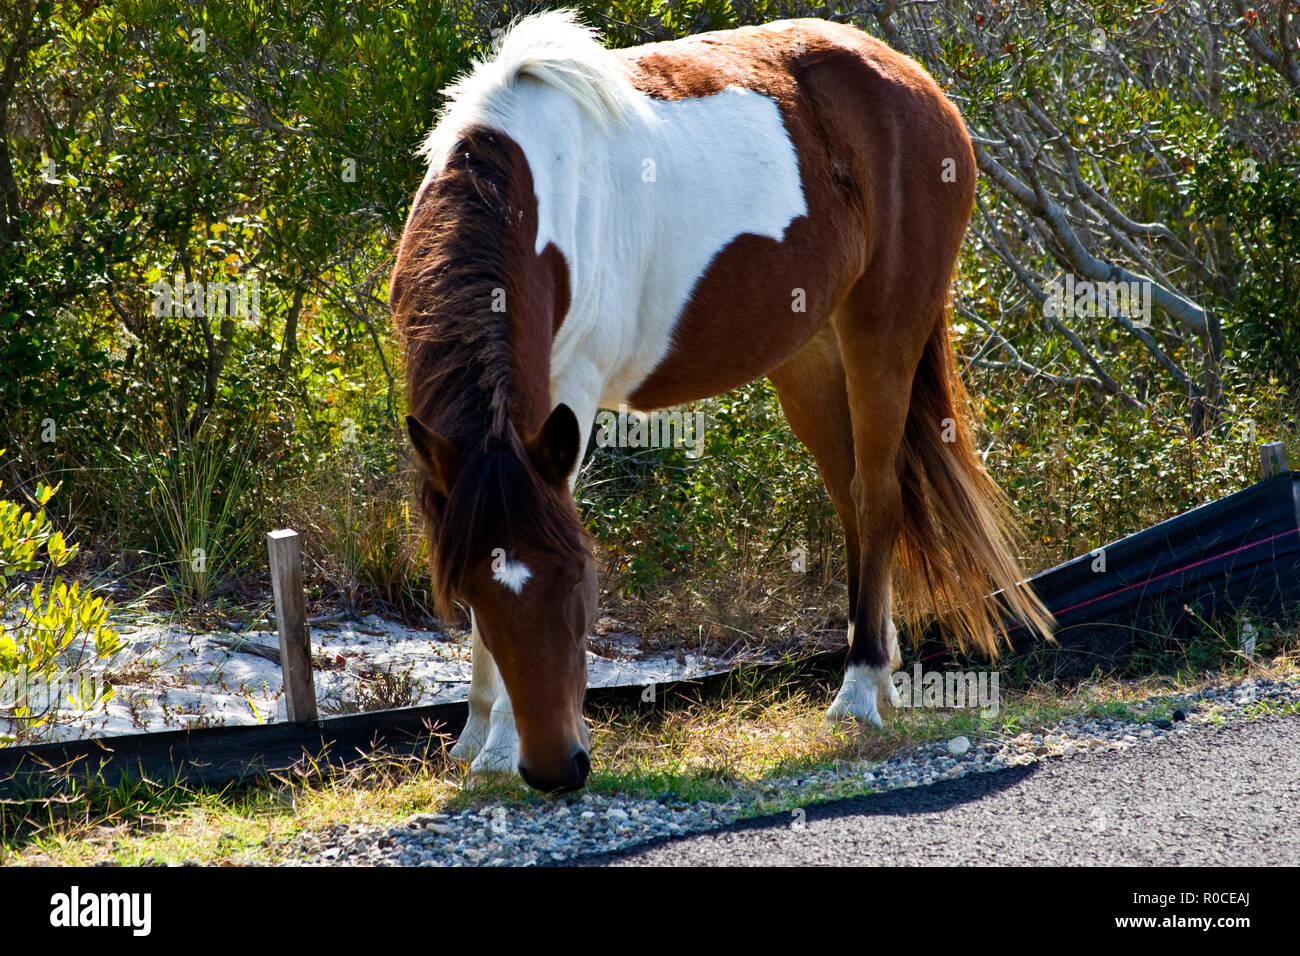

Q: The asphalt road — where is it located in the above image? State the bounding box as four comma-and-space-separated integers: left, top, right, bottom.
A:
574, 714, 1300, 866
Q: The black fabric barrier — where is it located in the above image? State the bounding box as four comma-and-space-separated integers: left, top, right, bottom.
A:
0, 653, 844, 799
917, 471, 1300, 676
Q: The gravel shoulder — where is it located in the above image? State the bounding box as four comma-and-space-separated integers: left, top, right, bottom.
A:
575, 712, 1300, 866
284, 673, 1300, 867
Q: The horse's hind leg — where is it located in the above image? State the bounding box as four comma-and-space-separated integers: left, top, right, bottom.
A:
769, 323, 895, 713
825, 286, 937, 727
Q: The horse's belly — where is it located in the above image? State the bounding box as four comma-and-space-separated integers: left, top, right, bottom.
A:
620, 249, 834, 410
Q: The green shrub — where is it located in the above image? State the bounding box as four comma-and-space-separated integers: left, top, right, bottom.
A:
2, 0, 1295, 660
0, 475, 121, 745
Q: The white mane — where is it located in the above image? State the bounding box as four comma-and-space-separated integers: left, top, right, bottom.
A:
418, 10, 645, 173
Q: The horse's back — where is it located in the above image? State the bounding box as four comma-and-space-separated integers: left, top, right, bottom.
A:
618, 18, 973, 209
397, 14, 975, 412
615, 20, 973, 408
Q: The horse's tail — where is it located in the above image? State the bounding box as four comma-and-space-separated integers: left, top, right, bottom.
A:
896, 316, 1055, 657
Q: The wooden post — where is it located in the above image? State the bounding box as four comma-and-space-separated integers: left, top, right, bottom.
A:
1259, 442, 1290, 479
267, 529, 317, 722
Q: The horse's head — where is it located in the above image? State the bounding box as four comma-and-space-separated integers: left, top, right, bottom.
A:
407, 403, 597, 793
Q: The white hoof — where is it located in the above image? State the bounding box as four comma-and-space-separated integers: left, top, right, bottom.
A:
466, 705, 520, 778
826, 664, 890, 728
449, 724, 485, 762
467, 744, 518, 777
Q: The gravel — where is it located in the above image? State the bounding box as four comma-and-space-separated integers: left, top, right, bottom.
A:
283, 672, 1300, 867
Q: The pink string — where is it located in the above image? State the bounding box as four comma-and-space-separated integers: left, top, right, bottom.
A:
1026, 526, 1300, 626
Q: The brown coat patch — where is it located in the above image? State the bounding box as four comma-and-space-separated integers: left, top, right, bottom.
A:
617, 21, 966, 410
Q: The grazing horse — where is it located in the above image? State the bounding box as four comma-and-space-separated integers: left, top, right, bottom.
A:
390, 11, 1053, 793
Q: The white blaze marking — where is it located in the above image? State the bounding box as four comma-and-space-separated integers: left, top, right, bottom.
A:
493, 559, 533, 593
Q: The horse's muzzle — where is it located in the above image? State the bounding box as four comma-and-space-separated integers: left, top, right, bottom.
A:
519, 747, 590, 794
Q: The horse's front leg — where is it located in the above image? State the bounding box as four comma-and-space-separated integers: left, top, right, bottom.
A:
450, 612, 520, 775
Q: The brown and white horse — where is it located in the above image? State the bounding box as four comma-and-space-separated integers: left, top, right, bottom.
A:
390, 11, 1052, 793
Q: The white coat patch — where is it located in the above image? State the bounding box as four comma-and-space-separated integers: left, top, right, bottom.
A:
413, 12, 808, 411
516, 84, 809, 407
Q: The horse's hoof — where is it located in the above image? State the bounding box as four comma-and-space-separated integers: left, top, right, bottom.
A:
449, 733, 482, 762
466, 745, 519, 778
826, 700, 884, 728
826, 664, 887, 728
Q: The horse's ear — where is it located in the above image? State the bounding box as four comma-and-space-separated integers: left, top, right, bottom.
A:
406, 414, 460, 496
528, 403, 581, 487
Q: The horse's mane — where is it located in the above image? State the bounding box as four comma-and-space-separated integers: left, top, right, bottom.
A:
390, 12, 635, 615
418, 9, 647, 175
391, 124, 588, 617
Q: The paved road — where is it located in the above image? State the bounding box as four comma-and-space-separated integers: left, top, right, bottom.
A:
575, 715, 1300, 866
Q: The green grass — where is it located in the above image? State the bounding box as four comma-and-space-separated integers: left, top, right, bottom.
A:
1240, 698, 1300, 720
141, 420, 259, 609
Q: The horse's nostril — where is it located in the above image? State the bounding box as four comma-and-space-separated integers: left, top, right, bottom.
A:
572, 748, 590, 787
517, 762, 546, 793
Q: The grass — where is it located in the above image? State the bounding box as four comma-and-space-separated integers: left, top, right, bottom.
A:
4, 643, 1297, 867
141, 420, 259, 609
